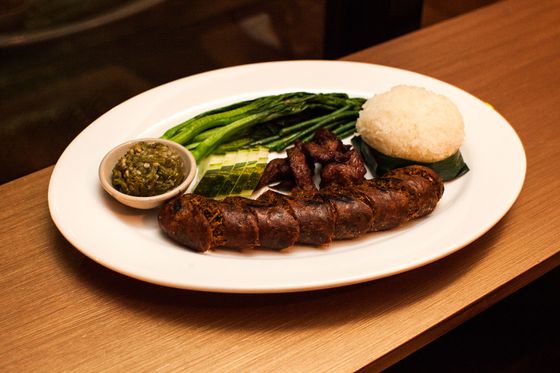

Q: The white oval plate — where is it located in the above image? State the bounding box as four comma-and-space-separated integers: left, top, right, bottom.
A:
48, 61, 526, 293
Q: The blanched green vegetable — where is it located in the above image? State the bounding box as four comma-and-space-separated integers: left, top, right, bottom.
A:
162, 92, 366, 162
162, 97, 259, 140
263, 105, 358, 151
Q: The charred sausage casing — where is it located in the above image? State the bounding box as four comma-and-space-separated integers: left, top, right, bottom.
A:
158, 165, 444, 252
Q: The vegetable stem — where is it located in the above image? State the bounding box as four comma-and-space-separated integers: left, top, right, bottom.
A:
332, 120, 356, 136
249, 134, 281, 146
168, 105, 259, 145
191, 112, 269, 161
266, 106, 357, 151
161, 97, 258, 139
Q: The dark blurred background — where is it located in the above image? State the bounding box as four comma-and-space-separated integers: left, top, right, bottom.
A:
0, 0, 497, 184
3, 0, 557, 371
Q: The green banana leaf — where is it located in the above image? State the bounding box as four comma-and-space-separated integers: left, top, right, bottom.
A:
352, 136, 469, 181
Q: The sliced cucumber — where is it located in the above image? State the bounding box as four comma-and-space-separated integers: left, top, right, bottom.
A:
240, 147, 269, 197
230, 148, 260, 196
194, 147, 269, 199
193, 153, 225, 196
216, 149, 250, 198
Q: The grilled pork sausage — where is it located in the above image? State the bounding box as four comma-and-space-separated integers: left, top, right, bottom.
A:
158, 194, 214, 252
218, 200, 259, 249
319, 184, 373, 239
354, 179, 410, 231
158, 165, 444, 252
257, 190, 336, 246
384, 165, 444, 219
224, 196, 300, 250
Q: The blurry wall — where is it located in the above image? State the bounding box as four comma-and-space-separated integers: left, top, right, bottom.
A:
3, 0, 481, 183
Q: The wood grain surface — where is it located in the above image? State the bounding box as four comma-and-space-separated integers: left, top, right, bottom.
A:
1, 0, 559, 371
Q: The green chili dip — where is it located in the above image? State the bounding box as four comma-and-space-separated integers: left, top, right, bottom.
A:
111, 141, 184, 197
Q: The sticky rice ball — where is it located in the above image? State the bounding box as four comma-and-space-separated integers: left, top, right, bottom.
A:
356, 85, 464, 163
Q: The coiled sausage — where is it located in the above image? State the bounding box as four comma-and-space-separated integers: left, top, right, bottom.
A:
158, 165, 444, 252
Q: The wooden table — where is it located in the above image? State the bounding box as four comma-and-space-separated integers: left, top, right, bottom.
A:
2, 0, 559, 371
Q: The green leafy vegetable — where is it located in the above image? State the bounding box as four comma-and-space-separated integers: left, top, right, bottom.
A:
162, 92, 366, 162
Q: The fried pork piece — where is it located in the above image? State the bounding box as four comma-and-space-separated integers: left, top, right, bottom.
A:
270, 179, 296, 192
257, 129, 354, 191
320, 149, 367, 187
255, 158, 292, 190
286, 140, 317, 194
259, 190, 336, 246
303, 128, 350, 163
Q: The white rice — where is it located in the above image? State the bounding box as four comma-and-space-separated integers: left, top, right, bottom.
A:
356, 85, 464, 163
